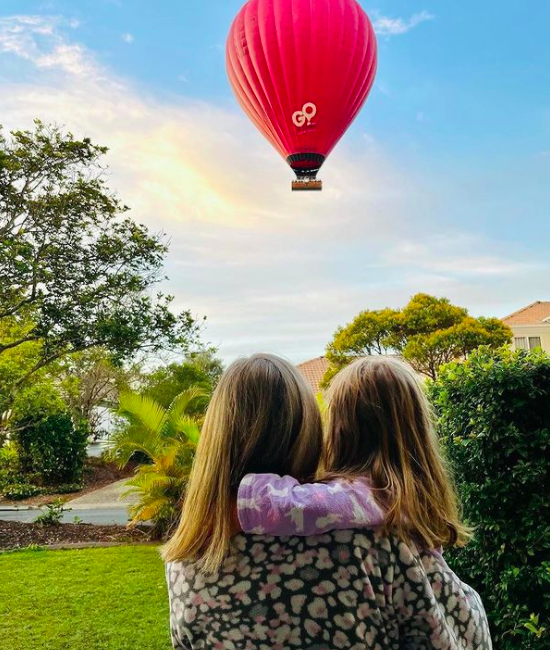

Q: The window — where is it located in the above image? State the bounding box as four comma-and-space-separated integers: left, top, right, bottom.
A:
529, 337, 542, 350
514, 337, 527, 350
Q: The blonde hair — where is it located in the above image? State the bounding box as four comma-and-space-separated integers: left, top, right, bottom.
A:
322, 356, 470, 548
162, 353, 323, 570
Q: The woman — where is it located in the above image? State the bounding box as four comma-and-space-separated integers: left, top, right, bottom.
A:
165, 354, 491, 649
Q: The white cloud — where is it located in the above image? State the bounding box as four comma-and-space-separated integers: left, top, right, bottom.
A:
383, 237, 543, 277
0, 15, 98, 76
122, 32, 134, 44
373, 11, 434, 36
0, 14, 544, 363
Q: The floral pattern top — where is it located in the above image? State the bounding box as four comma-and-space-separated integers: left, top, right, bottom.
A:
166, 529, 492, 650
237, 474, 384, 536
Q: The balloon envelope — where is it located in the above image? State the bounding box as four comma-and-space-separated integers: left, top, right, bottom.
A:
226, 0, 378, 184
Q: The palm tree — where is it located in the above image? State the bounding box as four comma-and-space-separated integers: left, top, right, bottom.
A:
108, 388, 204, 537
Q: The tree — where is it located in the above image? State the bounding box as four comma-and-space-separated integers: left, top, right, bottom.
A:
0, 121, 198, 395
58, 348, 138, 439
324, 294, 512, 383
324, 309, 399, 384
0, 315, 43, 418
142, 347, 223, 412
108, 389, 204, 536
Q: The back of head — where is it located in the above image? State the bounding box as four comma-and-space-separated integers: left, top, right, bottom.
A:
163, 353, 323, 569
323, 356, 469, 548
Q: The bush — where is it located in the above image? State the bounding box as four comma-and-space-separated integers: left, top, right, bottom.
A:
3, 483, 44, 500
16, 412, 88, 486
430, 347, 550, 649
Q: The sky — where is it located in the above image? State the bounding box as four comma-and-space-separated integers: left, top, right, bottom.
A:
0, 0, 549, 364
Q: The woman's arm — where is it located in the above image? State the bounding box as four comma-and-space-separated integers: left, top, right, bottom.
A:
390, 542, 491, 649
166, 564, 192, 650
237, 473, 385, 536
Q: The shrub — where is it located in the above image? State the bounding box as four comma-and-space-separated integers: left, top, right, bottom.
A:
0, 443, 23, 490
34, 499, 70, 526
429, 347, 550, 649
109, 389, 201, 537
16, 412, 88, 486
3, 483, 44, 500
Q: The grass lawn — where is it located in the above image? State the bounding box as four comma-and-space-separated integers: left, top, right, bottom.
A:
0, 546, 172, 650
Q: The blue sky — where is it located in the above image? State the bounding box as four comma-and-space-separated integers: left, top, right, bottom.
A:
1, 1, 548, 362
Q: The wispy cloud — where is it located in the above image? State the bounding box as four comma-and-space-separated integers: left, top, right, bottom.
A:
0, 15, 98, 76
383, 238, 543, 278
122, 32, 134, 44
373, 11, 434, 36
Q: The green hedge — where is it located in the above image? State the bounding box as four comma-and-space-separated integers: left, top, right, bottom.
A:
430, 348, 550, 649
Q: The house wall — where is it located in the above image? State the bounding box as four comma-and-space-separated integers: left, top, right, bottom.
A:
509, 325, 550, 353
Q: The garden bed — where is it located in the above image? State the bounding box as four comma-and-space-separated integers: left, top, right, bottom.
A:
0, 457, 137, 507
0, 520, 151, 551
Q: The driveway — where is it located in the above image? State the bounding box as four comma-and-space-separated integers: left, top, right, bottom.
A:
65, 478, 138, 509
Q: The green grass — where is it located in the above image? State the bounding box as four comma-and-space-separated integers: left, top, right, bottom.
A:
0, 546, 172, 650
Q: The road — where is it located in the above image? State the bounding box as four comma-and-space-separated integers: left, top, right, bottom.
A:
1, 477, 139, 526
0, 507, 130, 525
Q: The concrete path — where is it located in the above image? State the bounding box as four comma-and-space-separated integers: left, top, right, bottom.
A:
65, 478, 138, 510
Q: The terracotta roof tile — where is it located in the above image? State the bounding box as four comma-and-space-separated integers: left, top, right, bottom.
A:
296, 357, 329, 394
503, 301, 550, 325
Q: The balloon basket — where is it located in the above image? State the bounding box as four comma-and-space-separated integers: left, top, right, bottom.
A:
292, 179, 323, 192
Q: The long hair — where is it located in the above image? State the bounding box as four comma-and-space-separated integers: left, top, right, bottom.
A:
322, 356, 470, 548
162, 353, 323, 570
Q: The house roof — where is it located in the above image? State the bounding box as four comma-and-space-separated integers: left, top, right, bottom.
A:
296, 356, 329, 394
502, 301, 550, 325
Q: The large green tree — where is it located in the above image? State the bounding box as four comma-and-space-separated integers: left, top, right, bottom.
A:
324, 293, 512, 382
0, 121, 197, 395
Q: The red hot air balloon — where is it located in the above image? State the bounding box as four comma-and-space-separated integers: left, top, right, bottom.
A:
226, 0, 377, 191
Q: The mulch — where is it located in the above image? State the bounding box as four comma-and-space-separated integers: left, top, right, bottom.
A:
0, 520, 152, 551
0, 458, 138, 507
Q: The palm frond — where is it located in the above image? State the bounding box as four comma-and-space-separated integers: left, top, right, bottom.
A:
117, 391, 168, 437
170, 416, 201, 445
167, 387, 208, 422
108, 424, 172, 466
129, 496, 172, 524
122, 472, 175, 497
